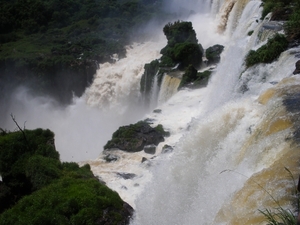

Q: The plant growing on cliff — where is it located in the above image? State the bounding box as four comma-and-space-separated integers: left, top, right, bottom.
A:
0, 178, 129, 225
0, 127, 132, 223
160, 20, 203, 69
261, 0, 300, 41
259, 167, 299, 225
104, 121, 166, 152
245, 34, 288, 67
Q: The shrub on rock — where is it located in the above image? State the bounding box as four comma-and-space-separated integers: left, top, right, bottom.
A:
104, 121, 166, 152
0, 128, 134, 223
245, 34, 288, 67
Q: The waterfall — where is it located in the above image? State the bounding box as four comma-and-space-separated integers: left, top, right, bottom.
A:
2, 0, 300, 223
157, 74, 182, 105
85, 42, 163, 110
149, 72, 160, 109
129, 0, 300, 224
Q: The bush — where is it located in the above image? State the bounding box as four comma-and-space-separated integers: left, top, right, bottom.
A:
285, 9, 300, 40
163, 21, 198, 47
173, 43, 203, 69
0, 128, 133, 223
178, 64, 198, 89
245, 34, 288, 67
0, 178, 127, 225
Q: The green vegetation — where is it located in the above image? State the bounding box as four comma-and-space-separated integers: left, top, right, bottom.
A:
140, 59, 162, 98
179, 66, 211, 89
154, 124, 170, 137
0, 127, 132, 223
261, 0, 300, 40
260, 208, 296, 225
246, 0, 300, 68
248, 30, 254, 36
0, 0, 167, 103
104, 121, 166, 152
160, 21, 203, 69
140, 20, 204, 104
245, 34, 288, 67
0, 178, 126, 225
259, 169, 299, 225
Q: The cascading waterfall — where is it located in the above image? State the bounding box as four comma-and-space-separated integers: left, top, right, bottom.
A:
157, 74, 181, 105
149, 72, 160, 109
129, 0, 300, 224
2, 0, 300, 223
85, 42, 163, 110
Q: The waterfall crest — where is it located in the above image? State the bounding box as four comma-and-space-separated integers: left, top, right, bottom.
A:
85, 42, 163, 110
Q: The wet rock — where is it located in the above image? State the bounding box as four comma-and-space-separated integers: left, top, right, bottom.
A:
104, 121, 165, 152
293, 60, 300, 75
141, 157, 148, 163
144, 144, 156, 154
161, 144, 173, 154
141, 157, 152, 167
116, 173, 137, 180
262, 21, 283, 31
153, 109, 162, 113
104, 153, 120, 162
205, 44, 224, 65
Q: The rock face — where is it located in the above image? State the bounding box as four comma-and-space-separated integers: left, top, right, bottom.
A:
140, 20, 203, 105
205, 44, 224, 65
144, 144, 156, 154
293, 60, 300, 74
104, 121, 165, 152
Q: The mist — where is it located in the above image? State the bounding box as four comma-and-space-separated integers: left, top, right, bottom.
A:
0, 37, 164, 162
0, 0, 222, 163
1, 85, 150, 162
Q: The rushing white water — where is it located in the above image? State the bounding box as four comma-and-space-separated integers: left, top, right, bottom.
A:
1, 0, 300, 223
85, 42, 164, 110
128, 0, 300, 224
1, 41, 164, 162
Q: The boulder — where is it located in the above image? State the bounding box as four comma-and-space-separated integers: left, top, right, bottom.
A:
144, 144, 156, 154
205, 44, 224, 65
116, 173, 137, 180
104, 153, 120, 162
161, 144, 174, 154
293, 60, 300, 75
104, 121, 165, 152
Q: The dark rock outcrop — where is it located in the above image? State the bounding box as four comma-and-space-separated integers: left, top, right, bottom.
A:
116, 173, 137, 180
293, 60, 300, 75
144, 144, 156, 154
161, 144, 174, 154
104, 153, 120, 162
140, 20, 203, 105
205, 44, 224, 65
104, 121, 165, 152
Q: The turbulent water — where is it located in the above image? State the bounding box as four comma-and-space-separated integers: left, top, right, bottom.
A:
2, 0, 300, 224
129, 0, 300, 225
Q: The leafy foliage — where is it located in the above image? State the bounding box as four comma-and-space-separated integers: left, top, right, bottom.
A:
163, 21, 198, 47
179, 66, 212, 89
0, 178, 127, 225
160, 21, 203, 69
259, 167, 299, 225
261, 0, 300, 41
260, 208, 296, 225
0, 0, 166, 103
245, 34, 288, 67
0, 128, 132, 223
104, 121, 165, 152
